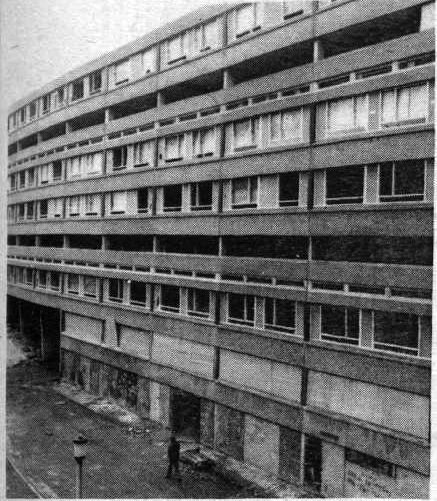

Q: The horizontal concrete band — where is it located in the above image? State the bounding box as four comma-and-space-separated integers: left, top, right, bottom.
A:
7, 246, 432, 288
8, 129, 435, 201
8, 286, 430, 395
8, 62, 434, 169
60, 335, 430, 476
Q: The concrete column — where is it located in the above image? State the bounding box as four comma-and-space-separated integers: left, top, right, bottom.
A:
126, 144, 134, 170
223, 69, 235, 89
321, 442, 345, 497
219, 293, 228, 323
35, 235, 41, 247
295, 302, 305, 337
419, 316, 432, 358
155, 187, 164, 214
309, 305, 321, 340
157, 91, 166, 107
101, 235, 109, 251
360, 309, 373, 348
259, 175, 279, 209
180, 287, 188, 315
298, 172, 309, 208
211, 181, 220, 212
313, 170, 326, 207
254, 297, 264, 329
152, 236, 158, 253
181, 184, 191, 212
364, 164, 378, 205
218, 236, 224, 257
313, 39, 324, 62
105, 108, 113, 123
63, 235, 70, 248
123, 280, 130, 305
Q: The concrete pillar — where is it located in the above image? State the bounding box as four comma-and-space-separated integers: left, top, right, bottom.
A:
310, 305, 321, 340
126, 144, 134, 170
313, 39, 324, 62
218, 236, 224, 257
211, 181, 220, 212
101, 235, 109, 251
35, 235, 41, 247
313, 170, 326, 207
63, 235, 70, 248
295, 302, 305, 337
180, 287, 188, 315
219, 293, 228, 323
152, 236, 158, 253
298, 172, 309, 208
244, 415, 280, 476
360, 309, 373, 348
364, 164, 378, 205
223, 69, 235, 89
181, 184, 190, 212
105, 108, 113, 123
259, 175, 279, 209
157, 91, 166, 107
65, 121, 73, 133
254, 297, 264, 329
419, 316, 432, 358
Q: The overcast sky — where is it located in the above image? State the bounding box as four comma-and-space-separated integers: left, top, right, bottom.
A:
1, 0, 233, 108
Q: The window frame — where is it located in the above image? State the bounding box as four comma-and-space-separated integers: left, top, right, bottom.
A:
320, 305, 361, 346
187, 288, 211, 318
134, 140, 154, 167
167, 33, 187, 64
112, 146, 128, 170
235, 3, 262, 39
193, 128, 216, 158
279, 172, 300, 207
67, 274, 80, 295
89, 70, 102, 94
264, 297, 296, 334
269, 108, 304, 144
372, 311, 420, 357
110, 191, 127, 215
41, 94, 51, 114
190, 181, 213, 211
231, 176, 259, 209
326, 94, 369, 134
164, 134, 185, 162
130, 280, 148, 306
84, 194, 101, 216
378, 160, 425, 203
71, 79, 84, 101
159, 285, 181, 313
39, 200, 48, 219
137, 188, 149, 214
233, 118, 259, 151
380, 83, 429, 127
326, 166, 365, 205
227, 293, 255, 326
68, 196, 81, 217
108, 278, 124, 303
115, 59, 131, 85
83, 275, 98, 298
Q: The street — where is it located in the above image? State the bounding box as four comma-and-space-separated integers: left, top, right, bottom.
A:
6, 327, 264, 498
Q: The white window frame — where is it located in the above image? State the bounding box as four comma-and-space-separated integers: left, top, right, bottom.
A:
134, 140, 154, 167
227, 293, 255, 326
380, 83, 429, 126
326, 95, 369, 134
231, 176, 259, 209
193, 128, 216, 157
233, 118, 259, 151
115, 59, 131, 85
164, 135, 185, 162
320, 306, 361, 346
187, 288, 211, 318
264, 298, 297, 334
270, 108, 303, 144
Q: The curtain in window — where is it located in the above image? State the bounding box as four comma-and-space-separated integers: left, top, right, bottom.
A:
168, 35, 185, 61
236, 5, 254, 35
232, 178, 249, 205
135, 141, 154, 165
165, 136, 184, 159
234, 120, 255, 148
40, 165, 49, 182
69, 196, 80, 215
406, 85, 428, 120
194, 129, 215, 155
381, 90, 396, 123
329, 98, 354, 131
71, 157, 81, 176
115, 60, 130, 83
203, 21, 218, 49
142, 49, 156, 73
111, 192, 127, 212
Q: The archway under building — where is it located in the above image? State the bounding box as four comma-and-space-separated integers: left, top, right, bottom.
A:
169, 388, 201, 441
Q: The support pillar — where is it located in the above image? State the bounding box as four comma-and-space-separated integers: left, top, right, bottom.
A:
313, 39, 324, 62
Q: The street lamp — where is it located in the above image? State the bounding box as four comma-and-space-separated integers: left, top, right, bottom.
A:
72, 435, 88, 498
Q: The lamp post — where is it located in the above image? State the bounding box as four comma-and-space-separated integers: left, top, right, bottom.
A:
72, 435, 88, 498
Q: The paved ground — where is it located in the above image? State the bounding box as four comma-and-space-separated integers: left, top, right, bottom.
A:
6, 460, 37, 499
6, 326, 264, 499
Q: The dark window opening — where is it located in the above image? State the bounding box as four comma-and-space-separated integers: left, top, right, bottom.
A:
130, 281, 148, 306
374, 311, 419, 356
106, 234, 153, 252
113, 146, 128, 169
137, 189, 149, 213
39, 200, 48, 218
224, 236, 308, 260
321, 305, 360, 345
20, 134, 38, 150
42, 94, 51, 113
72, 79, 84, 101
191, 181, 213, 210
313, 236, 432, 266
8, 143, 18, 156
89, 70, 102, 93
39, 234, 63, 247
187, 288, 210, 318
265, 298, 295, 333
228, 293, 254, 326
326, 166, 364, 204
111, 93, 157, 120
108, 279, 124, 302
345, 449, 395, 478
19, 235, 36, 247
163, 185, 182, 212
160, 285, 180, 312
69, 110, 105, 132
68, 234, 102, 250
157, 236, 218, 255
279, 172, 299, 207
7, 235, 17, 246
379, 160, 424, 202
40, 122, 66, 141
161, 70, 222, 105
52, 161, 62, 181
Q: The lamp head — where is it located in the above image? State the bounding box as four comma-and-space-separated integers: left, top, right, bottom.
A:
73, 435, 88, 459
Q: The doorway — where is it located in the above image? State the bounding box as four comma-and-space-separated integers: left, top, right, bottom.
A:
304, 435, 322, 491
170, 388, 200, 440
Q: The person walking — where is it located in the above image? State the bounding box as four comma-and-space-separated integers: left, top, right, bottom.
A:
166, 433, 181, 481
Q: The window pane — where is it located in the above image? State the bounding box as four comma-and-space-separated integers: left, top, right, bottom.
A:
282, 110, 302, 139
236, 5, 254, 34
109, 279, 122, 300
142, 49, 156, 74
84, 276, 97, 296
279, 172, 299, 204
234, 120, 252, 148
229, 293, 245, 319
249, 177, 258, 203
329, 98, 354, 131
374, 311, 419, 351
161, 285, 180, 309
131, 281, 147, 304
203, 20, 218, 49
271, 113, 281, 141
394, 161, 424, 195
397, 87, 410, 121
276, 299, 295, 328
409, 85, 428, 119
326, 166, 364, 202
321, 306, 345, 336
111, 192, 127, 212
379, 162, 393, 196
382, 90, 396, 123
232, 178, 248, 205
355, 95, 368, 128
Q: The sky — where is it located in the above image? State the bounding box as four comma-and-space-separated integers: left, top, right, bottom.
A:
1, 0, 232, 108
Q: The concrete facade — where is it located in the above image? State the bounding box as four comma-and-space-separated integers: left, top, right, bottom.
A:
7, 1, 433, 497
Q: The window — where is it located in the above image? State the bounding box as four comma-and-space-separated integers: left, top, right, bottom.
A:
142, 48, 156, 74
234, 118, 260, 150
188, 288, 210, 318
19, 171, 26, 189
345, 450, 395, 478
108, 278, 124, 302
193, 128, 215, 157
326, 166, 364, 204
137, 189, 149, 213
235, 4, 261, 38
85, 194, 101, 216
17, 204, 25, 220
39, 200, 48, 219
19, 107, 26, 124
83, 152, 103, 175
89, 71, 102, 93
265, 298, 296, 333
29, 101, 37, 120
379, 160, 425, 202
130, 281, 148, 306
321, 306, 360, 345
327, 95, 368, 133
72, 79, 84, 100
113, 146, 128, 169
27, 168, 35, 187
7, 266, 14, 283
24, 268, 33, 286
37, 270, 47, 289
83, 276, 97, 298
279, 172, 299, 207
26, 202, 34, 220
42, 94, 51, 114
374, 311, 419, 356
232, 176, 258, 209
67, 274, 80, 295
115, 59, 130, 84
110, 192, 127, 214
228, 293, 255, 326
50, 272, 60, 291
68, 196, 81, 217
163, 185, 182, 212
159, 285, 180, 312
10, 174, 16, 191
7, 205, 15, 222
40, 164, 49, 184
283, 1, 305, 19
168, 34, 186, 63
70, 157, 82, 177
270, 109, 303, 143
164, 135, 185, 162
52, 198, 63, 218
381, 84, 428, 125
56, 88, 65, 107
52, 161, 62, 181
191, 181, 212, 211
193, 20, 218, 53
134, 140, 154, 167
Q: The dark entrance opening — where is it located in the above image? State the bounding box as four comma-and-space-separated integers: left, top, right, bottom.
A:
304, 435, 322, 491
170, 388, 200, 440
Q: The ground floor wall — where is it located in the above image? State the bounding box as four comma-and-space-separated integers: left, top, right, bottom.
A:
60, 345, 429, 498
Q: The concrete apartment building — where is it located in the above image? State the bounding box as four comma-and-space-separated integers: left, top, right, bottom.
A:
6, 1, 433, 497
